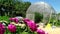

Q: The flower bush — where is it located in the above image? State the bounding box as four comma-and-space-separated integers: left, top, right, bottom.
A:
0, 17, 48, 34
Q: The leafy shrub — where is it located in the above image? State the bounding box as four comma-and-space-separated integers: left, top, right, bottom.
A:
34, 12, 43, 23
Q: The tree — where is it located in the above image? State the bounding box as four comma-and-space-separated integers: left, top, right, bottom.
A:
0, 0, 31, 17
14, 1, 31, 17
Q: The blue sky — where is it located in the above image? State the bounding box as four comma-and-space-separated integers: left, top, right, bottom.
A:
23, 0, 60, 13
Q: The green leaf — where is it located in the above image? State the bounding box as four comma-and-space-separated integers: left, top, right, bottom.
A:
22, 32, 29, 34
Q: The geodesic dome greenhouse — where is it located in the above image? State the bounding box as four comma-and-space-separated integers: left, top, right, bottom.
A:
26, 2, 56, 23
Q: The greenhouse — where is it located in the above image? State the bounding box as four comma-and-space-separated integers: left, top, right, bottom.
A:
26, 2, 56, 23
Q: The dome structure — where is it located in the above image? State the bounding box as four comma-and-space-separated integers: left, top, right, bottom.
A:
26, 2, 56, 23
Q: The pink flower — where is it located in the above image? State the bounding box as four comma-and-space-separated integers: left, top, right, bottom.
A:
8, 24, 16, 32
24, 18, 37, 32
9, 18, 15, 21
14, 18, 19, 23
9, 18, 19, 23
36, 29, 45, 34
27, 21, 37, 32
23, 18, 30, 23
0, 23, 5, 34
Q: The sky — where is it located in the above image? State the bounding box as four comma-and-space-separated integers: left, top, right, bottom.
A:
23, 0, 60, 13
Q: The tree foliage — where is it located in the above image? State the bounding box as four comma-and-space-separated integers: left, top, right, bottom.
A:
0, 0, 31, 17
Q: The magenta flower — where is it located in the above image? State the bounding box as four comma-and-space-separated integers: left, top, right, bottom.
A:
0, 23, 5, 34
9, 18, 19, 23
9, 18, 15, 21
14, 18, 19, 23
23, 18, 30, 23
8, 24, 16, 32
36, 29, 45, 34
27, 21, 37, 32
23, 18, 37, 32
